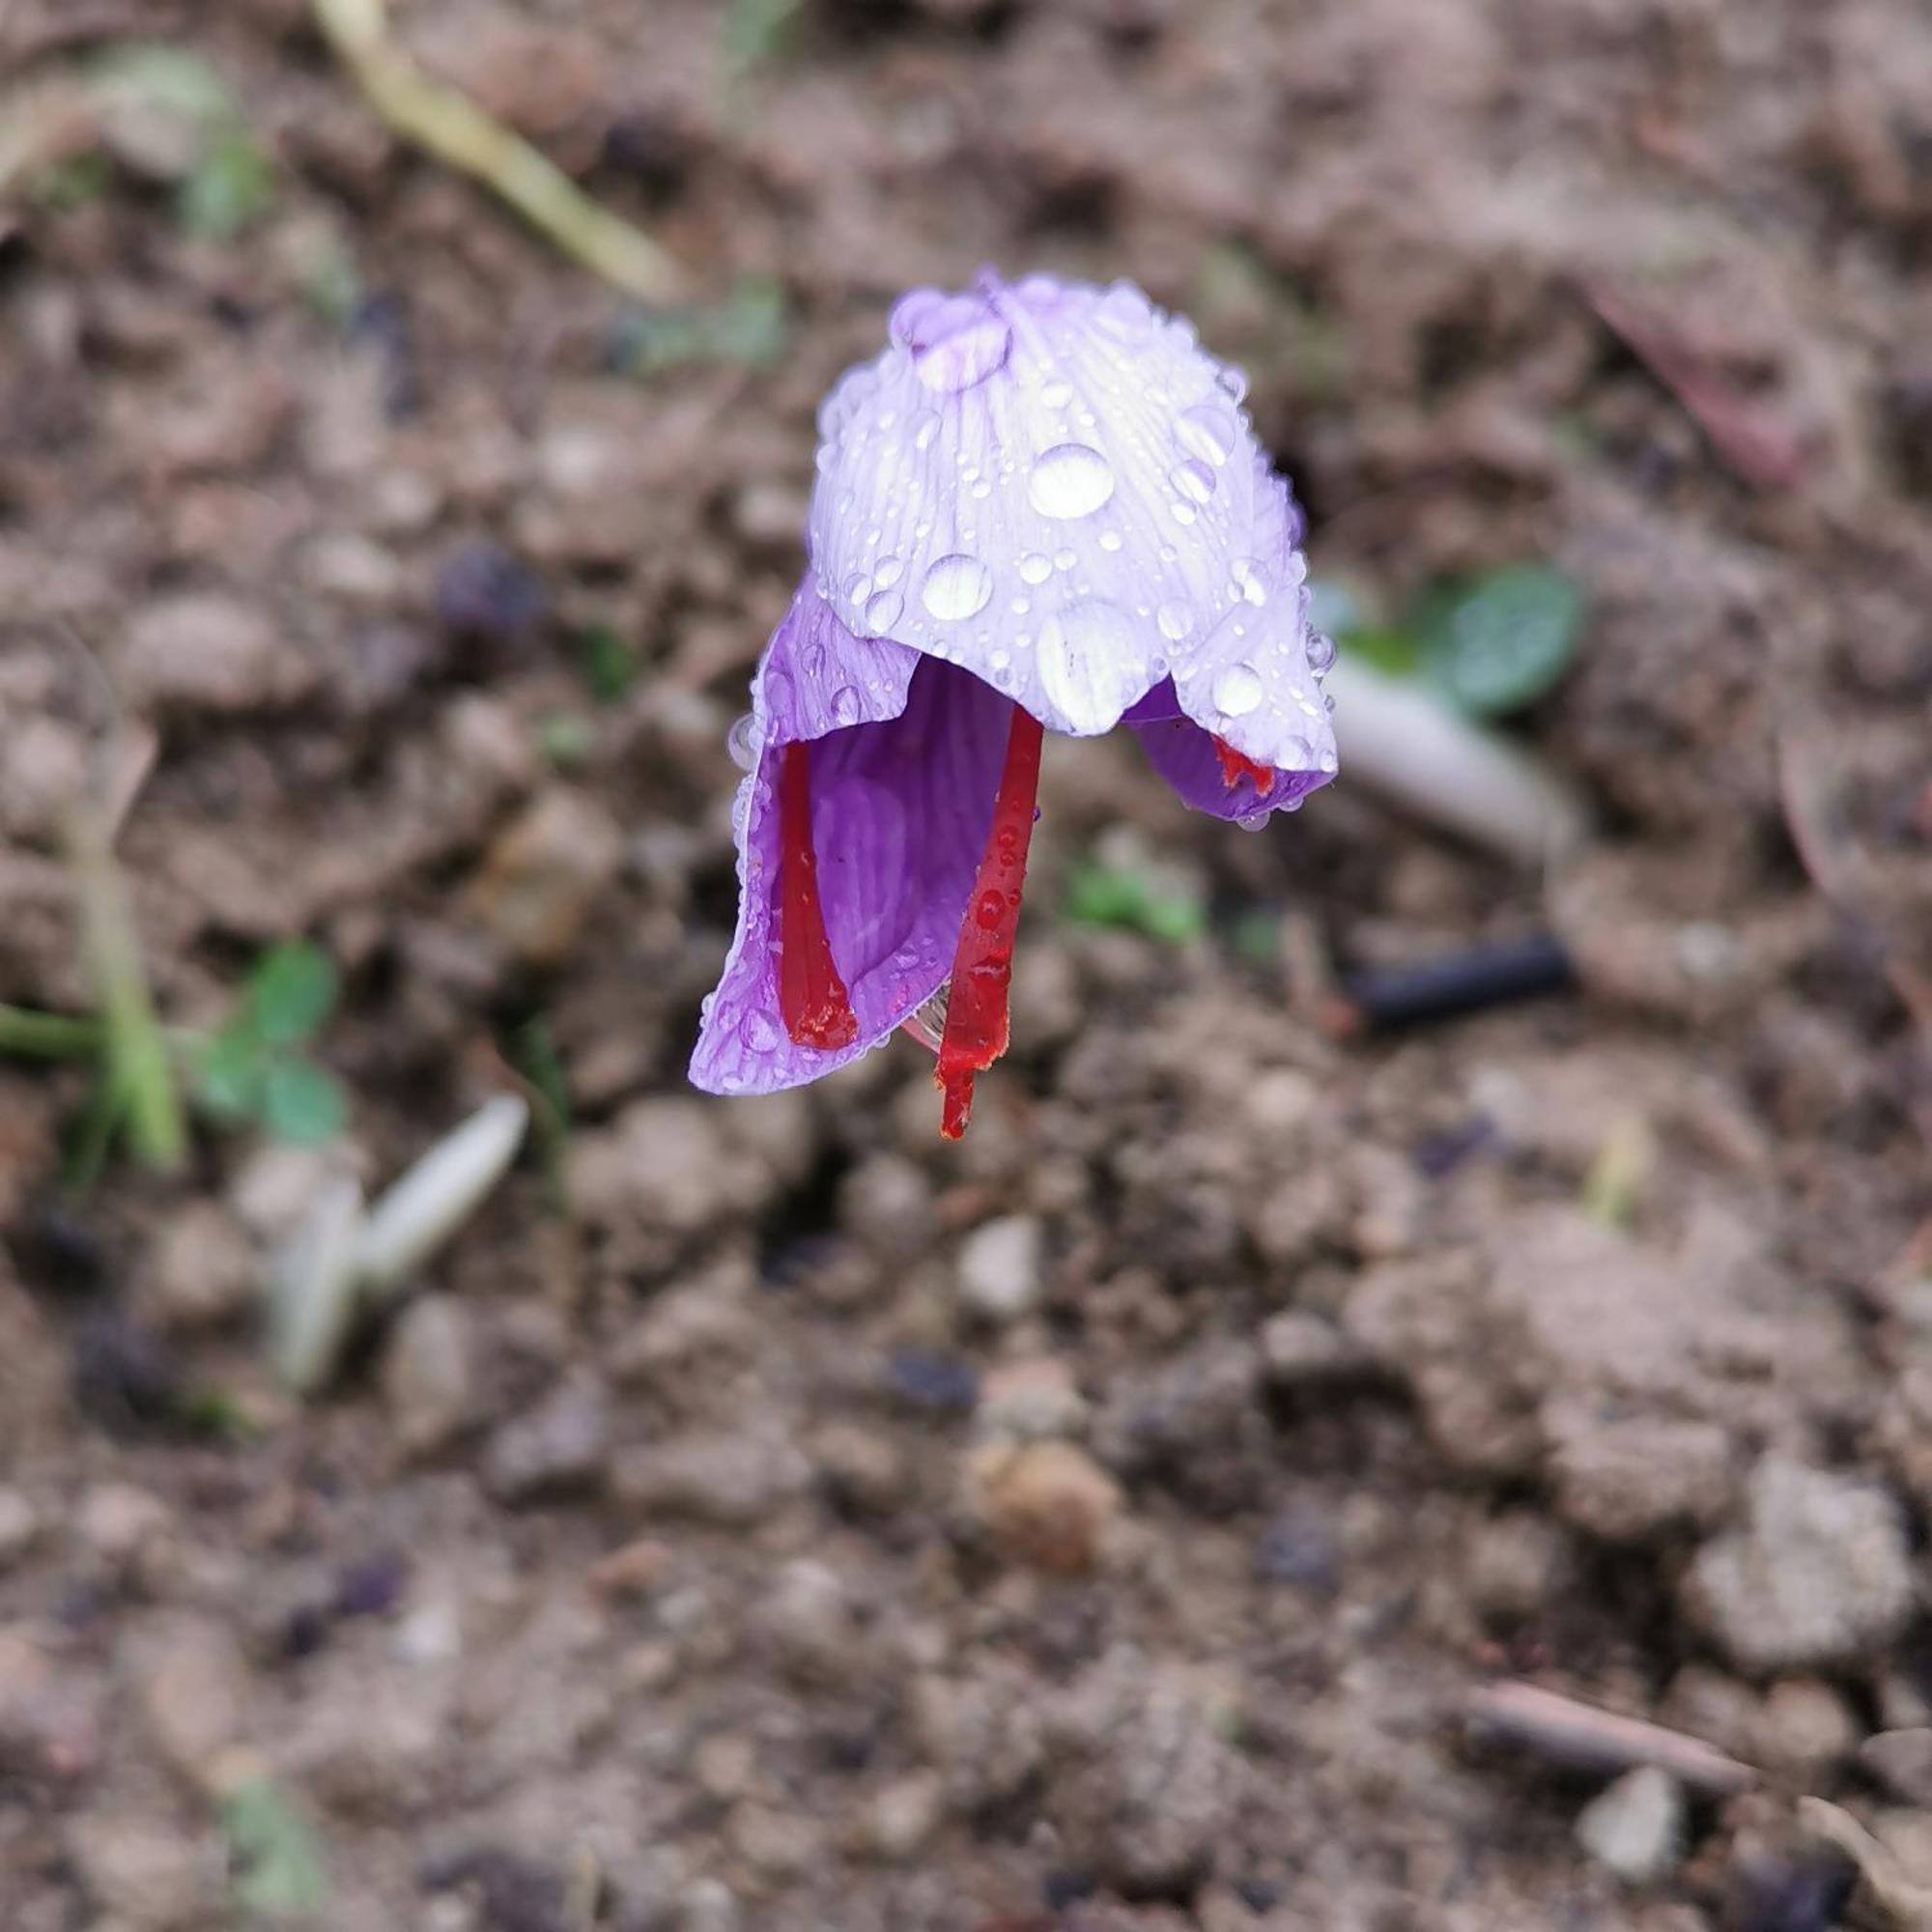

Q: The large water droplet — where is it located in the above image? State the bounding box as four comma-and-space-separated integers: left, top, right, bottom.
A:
1040, 379, 1074, 410
921, 554, 993, 621
1037, 599, 1137, 732
1215, 363, 1250, 403
1098, 529, 1122, 553
1230, 558, 1267, 607
1096, 283, 1154, 337
830, 685, 863, 725
1028, 443, 1115, 520
726, 714, 759, 772
864, 587, 904, 632
1306, 630, 1337, 675
1018, 553, 1052, 584
842, 570, 872, 609
1176, 402, 1237, 467
872, 554, 905, 590
1156, 602, 1194, 642
1212, 663, 1264, 718
895, 293, 1012, 394
1170, 500, 1198, 526
1172, 459, 1215, 504
911, 411, 940, 451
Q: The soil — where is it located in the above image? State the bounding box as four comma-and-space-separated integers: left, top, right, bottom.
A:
1, 1, 1930, 1928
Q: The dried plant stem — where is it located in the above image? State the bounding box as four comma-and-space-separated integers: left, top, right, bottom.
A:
311, 0, 687, 305
67, 809, 185, 1172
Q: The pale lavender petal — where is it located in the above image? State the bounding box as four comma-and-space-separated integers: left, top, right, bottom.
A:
810, 271, 1266, 738
689, 581, 1011, 1096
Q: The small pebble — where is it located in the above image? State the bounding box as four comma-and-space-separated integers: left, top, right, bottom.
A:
956, 1214, 1044, 1323
1575, 1766, 1684, 1885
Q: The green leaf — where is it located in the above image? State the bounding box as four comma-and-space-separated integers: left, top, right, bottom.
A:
261, 1058, 349, 1147
575, 625, 637, 703
246, 943, 339, 1046
220, 1777, 328, 1915
1417, 565, 1585, 718
178, 131, 274, 240
1336, 625, 1421, 679
93, 44, 242, 127
196, 1025, 266, 1120
1065, 863, 1206, 945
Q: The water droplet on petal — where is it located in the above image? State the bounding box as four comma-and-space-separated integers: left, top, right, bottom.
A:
911, 411, 940, 451
831, 685, 863, 725
1236, 810, 1271, 833
1215, 363, 1250, 403
1019, 553, 1052, 584
1306, 630, 1337, 674
1037, 599, 1137, 731
1230, 558, 1267, 607
1176, 401, 1237, 467
1098, 529, 1122, 553
726, 714, 759, 771
1028, 443, 1115, 520
842, 570, 872, 609
873, 555, 905, 589
975, 888, 1005, 929
921, 554, 993, 621
1172, 459, 1215, 504
1053, 549, 1077, 571
899, 294, 1013, 394
865, 587, 904, 632
1040, 379, 1074, 410
742, 1009, 782, 1051
1212, 663, 1264, 717
1156, 602, 1194, 642
1096, 283, 1154, 336
1171, 500, 1198, 526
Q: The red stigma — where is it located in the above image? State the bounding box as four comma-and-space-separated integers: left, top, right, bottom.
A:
1211, 734, 1275, 794
934, 706, 1045, 1139
778, 739, 859, 1050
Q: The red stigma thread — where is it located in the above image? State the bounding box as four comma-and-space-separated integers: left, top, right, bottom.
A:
934, 705, 1045, 1139
1211, 734, 1275, 794
778, 740, 859, 1050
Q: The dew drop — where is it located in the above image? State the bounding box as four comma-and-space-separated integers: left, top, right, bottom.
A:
726, 714, 759, 771
1096, 283, 1154, 336
1019, 553, 1052, 584
1230, 558, 1267, 607
1170, 500, 1198, 526
1028, 443, 1116, 520
830, 685, 863, 725
1156, 602, 1194, 642
873, 554, 905, 590
1212, 663, 1264, 718
1037, 599, 1137, 731
911, 411, 941, 451
902, 295, 1013, 394
842, 570, 872, 609
1053, 549, 1077, 571
1098, 529, 1122, 553
921, 554, 993, 622
1306, 630, 1337, 674
1176, 401, 1237, 466
864, 587, 904, 631
1040, 379, 1074, 410
1171, 459, 1215, 504
1215, 363, 1250, 403
974, 888, 1006, 930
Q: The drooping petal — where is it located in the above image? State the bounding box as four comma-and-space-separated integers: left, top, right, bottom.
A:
689, 582, 1013, 1096
1127, 688, 1332, 822
809, 272, 1267, 740
1164, 468, 1339, 795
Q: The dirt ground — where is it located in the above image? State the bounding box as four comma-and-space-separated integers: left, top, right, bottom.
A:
2, 0, 1930, 1926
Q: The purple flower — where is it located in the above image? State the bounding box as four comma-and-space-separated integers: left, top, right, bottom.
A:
690, 270, 1338, 1136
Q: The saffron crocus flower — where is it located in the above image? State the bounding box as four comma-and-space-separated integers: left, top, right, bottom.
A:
690, 270, 1338, 1137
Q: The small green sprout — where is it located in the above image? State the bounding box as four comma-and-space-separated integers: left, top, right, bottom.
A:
1065, 859, 1207, 946
220, 1776, 329, 1916
196, 942, 349, 1147
574, 624, 639, 704
611, 276, 790, 378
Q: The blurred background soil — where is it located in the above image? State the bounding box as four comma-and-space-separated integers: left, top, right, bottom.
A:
1, 0, 1930, 1926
